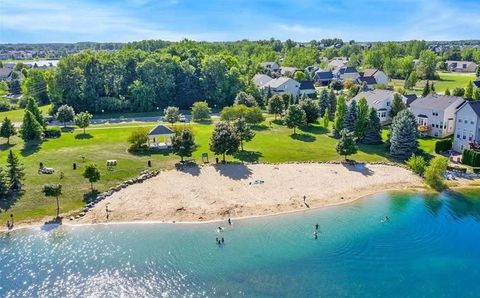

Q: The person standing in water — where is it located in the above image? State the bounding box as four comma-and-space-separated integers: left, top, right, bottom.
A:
315, 223, 319, 231
228, 218, 232, 225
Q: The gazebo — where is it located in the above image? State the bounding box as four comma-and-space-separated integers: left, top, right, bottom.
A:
147, 125, 175, 149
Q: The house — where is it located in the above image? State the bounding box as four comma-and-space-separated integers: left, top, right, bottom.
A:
453, 101, 480, 152
356, 76, 377, 90
147, 125, 175, 149
409, 94, 465, 138
280, 67, 297, 76
0, 67, 13, 81
446, 60, 478, 73
313, 70, 334, 86
472, 79, 480, 89
252, 74, 273, 88
404, 94, 418, 107
334, 66, 360, 81
299, 81, 316, 98
260, 77, 300, 96
328, 57, 348, 70
361, 69, 389, 86
351, 90, 407, 124
260, 62, 280, 72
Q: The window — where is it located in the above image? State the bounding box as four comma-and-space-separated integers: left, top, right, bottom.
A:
465, 120, 468, 124
458, 119, 462, 122
472, 121, 475, 125
457, 134, 460, 139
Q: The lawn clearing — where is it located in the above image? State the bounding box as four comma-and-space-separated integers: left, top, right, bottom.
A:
391, 72, 476, 95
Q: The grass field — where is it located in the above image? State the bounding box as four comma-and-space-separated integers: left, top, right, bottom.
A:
0, 114, 438, 224
391, 72, 476, 95
0, 105, 51, 122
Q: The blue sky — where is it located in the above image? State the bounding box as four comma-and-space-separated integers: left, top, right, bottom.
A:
1, 0, 479, 43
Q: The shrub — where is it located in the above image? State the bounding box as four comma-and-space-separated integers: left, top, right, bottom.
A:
446, 165, 467, 173
128, 127, 149, 150
191, 101, 212, 122
0, 99, 11, 112
220, 105, 265, 125
406, 154, 427, 176
435, 139, 452, 153
462, 149, 480, 167
424, 156, 448, 191
473, 168, 480, 174
43, 126, 62, 138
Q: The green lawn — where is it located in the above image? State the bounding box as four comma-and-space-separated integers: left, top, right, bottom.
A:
0, 117, 438, 224
391, 72, 476, 95
0, 105, 51, 122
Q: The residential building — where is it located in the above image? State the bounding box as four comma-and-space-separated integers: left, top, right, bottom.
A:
361, 69, 389, 86
260, 77, 300, 96
280, 67, 297, 76
351, 90, 407, 124
334, 66, 360, 81
356, 76, 377, 90
260, 62, 280, 72
252, 74, 273, 88
313, 70, 333, 86
328, 57, 348, 70
472, 79, 480, 89
299, 81, 316, 98
409, 94, 464, 138
446, 60, 478, 73
0, 67, 13, 81
404, 94, 418, 107
453, 101, 480, 152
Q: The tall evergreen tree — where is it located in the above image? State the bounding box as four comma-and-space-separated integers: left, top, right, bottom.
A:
25, 97, 45, 128
336, 129, 358, 160
0, 117, 16, 144
299, 99, 319, 124
6, 150, 24, 191
318, 89, 329, 117
343, 100, 357, 132
284, 104, 307, 134
355, 97, 369, 141
422, 80, 430, 97
0, 166, 8, 199
328, 90, 337, 119
333, 95, 347, 138
390, 109, 419, 160
363, 108, 382, 144
465, 81, 473, 99
390, 93, 406, 118
20, 110, 43, 142
473, 88, 480, 101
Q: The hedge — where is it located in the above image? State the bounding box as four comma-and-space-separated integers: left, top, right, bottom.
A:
44, 126, 62, 139
435, 139, 452, 153
473, 168, 480, 174
447, 165, 467, 173
462, 148, 480, 167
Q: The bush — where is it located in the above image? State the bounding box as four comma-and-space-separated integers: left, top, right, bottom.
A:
473, 168, 480, 174
424, 156, 448, 190
17, 97, 28, 108
94, 97, 129, 113
220, 105, 265, 125
191, 101, 212, 122
446, 165, 467, 173
43, 126, 62, 138
462, 149, 480, 167
435, 139, 452, 153
406, 154, 427, 176
0, 99, 11, 112
128, 127, 149, 150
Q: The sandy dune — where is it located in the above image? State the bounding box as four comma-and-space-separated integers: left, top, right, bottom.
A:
79, 163, 423, 224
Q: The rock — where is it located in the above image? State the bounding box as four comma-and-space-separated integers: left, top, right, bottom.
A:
70, 216, 74, 221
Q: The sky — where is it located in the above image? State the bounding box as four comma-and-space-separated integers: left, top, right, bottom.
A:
0, 0, 479, 43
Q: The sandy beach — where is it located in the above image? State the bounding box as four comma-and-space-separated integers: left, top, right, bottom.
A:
77, 163, 424, 224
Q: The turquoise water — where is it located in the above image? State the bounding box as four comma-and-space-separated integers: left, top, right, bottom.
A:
1, 191, 480, 297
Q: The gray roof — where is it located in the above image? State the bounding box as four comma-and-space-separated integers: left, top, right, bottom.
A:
263, 77, 298, 89
313, 70, 333, 80
404, 94, 418, 107
280, 67, 297, 74
409, 94, 464, 111
351, 90, 399, 109
148, 125, 174, 136
252, 74, 273, 87
0, 67, 12, 77
459, 100, 480, 118
357, 76, 377, 85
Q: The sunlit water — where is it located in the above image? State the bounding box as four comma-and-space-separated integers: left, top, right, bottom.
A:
1, 191, 480, 297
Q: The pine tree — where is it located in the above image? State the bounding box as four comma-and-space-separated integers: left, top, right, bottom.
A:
390, 93, 406, 118
0, 117, 16, 144
473, 88, 480, 101
355, 97, 369, 141
323, 108, 330, 128
0, 166, 8, 199
6, 150, 24, 191
343, 100, 357, 132
333, 95, 347, 138
328, 90, 336, 119
232, 117, 255, 151
336, 129, 358, 160
465, 81, 473, 99
171, 129, 196, 161
25, 97, 45, 127
284, 104, 307, 134
318, 89, 329, 117
20, 110, 43, 142
390, 109, 419, 160
430, 82, 435, 93
445, 88, 451, 96
363, 108, 382, 144
422, 81, 430, 97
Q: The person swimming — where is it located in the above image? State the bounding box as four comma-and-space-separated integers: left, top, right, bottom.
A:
228, 218, 232, 225
314, 231, 318, 240
315, 223, 319, 231
217, 226, 224, 232
221, 237, 224, 244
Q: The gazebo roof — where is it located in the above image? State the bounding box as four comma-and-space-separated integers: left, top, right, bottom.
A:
148, 125, 174, 136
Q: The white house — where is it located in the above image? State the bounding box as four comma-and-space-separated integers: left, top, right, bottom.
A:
351, 90, 407, 124
261, 77, 300, 96
334, 66, 360, 81
252, 74, 273, 88
453, 101, 480, 152
328, 57, 348, 70
260, 62, 280, 72
409, 94, 465, 138
361, 69, 389, 86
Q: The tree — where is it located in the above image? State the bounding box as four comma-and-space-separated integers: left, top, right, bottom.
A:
234, 91, 257, 107
267, 95, 284, 120
284, 104, 307, 134
20, 110, 42, 141
330, 79, 343, 91
22, 69, 49, 104
343, 100, 357, 132
191, 101, 212, 122
74, 111, 93, 134
445, 88, 451, 96
404, 71, 417, 89
465, 81, 473, 99
232, 117, 255, 151
25, 97, 45, 127
220, 105, 264, 125
42, 184, 62, 219
0, 167, 8, 199
171, 129, 196, 162
0, 117, 16, 144
389, 109, 418, 160
473, 88, 480, 100
336, 129, 358, 160
422, 81, 430, 97
209, 121, 240, 162
333, 95, 347, 138
6, 150, 24, 191
390, 93, 406, 118
83, 164, 101, 190
424, 156, 448, 190
294, 71, 307, 81
323, 108, 330, 128
328, 90, 337, 119
417, 49, 437, 79
164, 106, 180, 125
406, 154, 427, 176
299, 99, 319, 124
318, 89, 329, 117
127, 127, 149, 150
452, 87, 465, 97
56, 104, 75, 127
355, 97, 369, 141
363, 108, 382, 144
